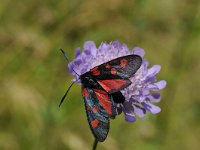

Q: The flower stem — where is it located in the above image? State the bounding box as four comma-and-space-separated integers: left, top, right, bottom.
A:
92, 139, 98, 150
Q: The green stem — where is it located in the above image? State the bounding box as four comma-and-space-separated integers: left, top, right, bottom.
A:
92, 139, 98, 150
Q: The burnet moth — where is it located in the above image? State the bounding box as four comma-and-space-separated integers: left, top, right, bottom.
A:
60, 49, 142, 142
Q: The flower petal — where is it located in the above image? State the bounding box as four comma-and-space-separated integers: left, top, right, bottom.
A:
134, 95, 146, 103
84, 41, 96, 50
146, 76, 157, 83
132, 47, 145, 57
147, 65, 161, 77
124, 113, 136, 122
143, 59, 149, 68
146, 84, 159, 90
80, 66, 89, 74
84, 49, 91, 55
112, 41, 120, 48
121, 44, 129, 53
142, 89, 150, 95
133, 105, 146, 118
74, 48, 81, 58
68, 62, 74, 74
84, 41, 97, 57
99, 42, 111, 52
147, 92, 161, 102
142, 102, 161, 114
74, 58, 82, 66
154, 80, 167, 90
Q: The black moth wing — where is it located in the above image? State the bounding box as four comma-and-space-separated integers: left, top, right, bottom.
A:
89, 55, 142, 94
82, 87, 116, 142
90, 55, 142, 80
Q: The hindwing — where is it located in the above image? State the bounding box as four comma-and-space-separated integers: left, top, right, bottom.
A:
82, 88, 116, 142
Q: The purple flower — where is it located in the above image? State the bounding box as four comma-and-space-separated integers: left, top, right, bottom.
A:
68, 41, 167, 122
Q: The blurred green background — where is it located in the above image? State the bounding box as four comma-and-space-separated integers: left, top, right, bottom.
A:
0, 0, 200, 150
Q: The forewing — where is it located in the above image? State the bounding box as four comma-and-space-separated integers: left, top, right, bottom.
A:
82, 88, 116, 142
90, 55, 142, 93
90, 55, 142, 79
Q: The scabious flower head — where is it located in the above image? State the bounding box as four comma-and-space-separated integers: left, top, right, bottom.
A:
68, 41, 166, 122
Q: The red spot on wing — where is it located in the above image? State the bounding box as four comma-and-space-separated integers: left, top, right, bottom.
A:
86, 105, 90, 110
120, 59, 128, 68
111, 68, 117, 75
91, 66, 98, 72
90, 66, 100, 76
92, 106, 99, 113
97, 79, 127, 92
82, 88, 90, 97
91, 119, 99, 128
93, 89, 112, 115
106, 64, 111, 69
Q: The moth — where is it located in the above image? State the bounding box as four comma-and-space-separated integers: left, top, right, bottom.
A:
60, 50, 142, 142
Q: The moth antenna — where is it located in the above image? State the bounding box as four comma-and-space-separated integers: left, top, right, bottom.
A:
59, 81, 75, 107
60, 49, 80, 76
